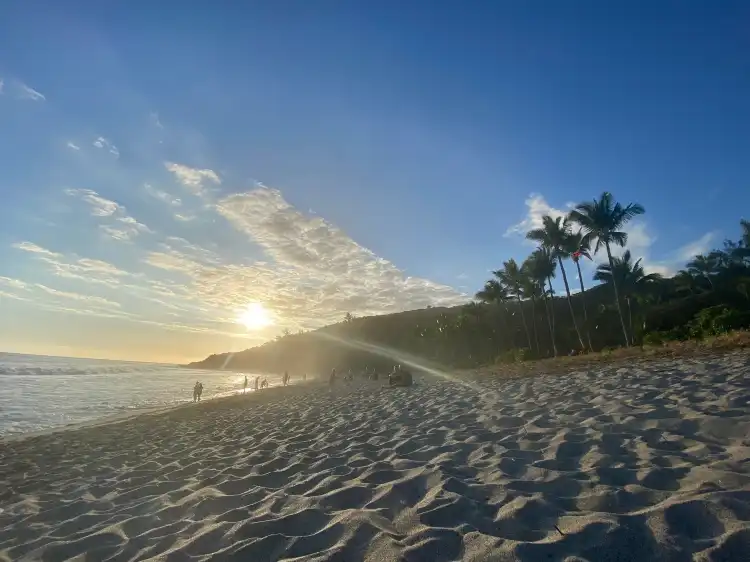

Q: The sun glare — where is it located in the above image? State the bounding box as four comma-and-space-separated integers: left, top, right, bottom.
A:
238, 302, 272, 330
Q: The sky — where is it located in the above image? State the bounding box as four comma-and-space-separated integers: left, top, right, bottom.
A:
1, 1, 749, 363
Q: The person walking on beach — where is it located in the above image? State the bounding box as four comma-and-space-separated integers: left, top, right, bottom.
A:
193, 381, 204, 402
283, 371, 289, 386
329, 368, 337, 387
255, 376, 260, 391
303, 373, 307, 382
243, 376, 248, 394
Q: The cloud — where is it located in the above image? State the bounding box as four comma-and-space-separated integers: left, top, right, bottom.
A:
675, 231, 717, 262
0, 275, 121, 311
144, 183, 182, 206
12, 241, 62, 258
174, 213, 196, 222
34, 284, 122, 308
165, 162, 221, 195
505, 193, 572, 238
14, 80, 45, 101
150, 112, 164, 129
66, 141, 81, 151
0, 78, 4, 95
64, 188, 152, 241
65, 188, 120, 216
100, 217, 151, 241
212, 186, 467, 326
92, 136, 119, 157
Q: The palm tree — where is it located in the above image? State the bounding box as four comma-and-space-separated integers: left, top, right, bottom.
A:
525, 247, 558, 357
686, 254, 717, 289
569, 192, 645, 347
593, 250, 662, 344
495, 259, 533, 352
527, 215, 586, 350
566, 229, 594, 350
475, 279, 514, 352
520, 258, 542, 356
674, 270, 702, 295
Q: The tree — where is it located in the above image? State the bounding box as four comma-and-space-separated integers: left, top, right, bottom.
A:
475, 279, 514, 352
495, 259, 533, 352
527, 215, 586, 351
686, 254, 717, 289
569, 192, 645, 347
593, 250, 662, 344
566, 229, 594, 350
343, 312, 356, 323
520, 257, 542, 356
525, 247, 558, 357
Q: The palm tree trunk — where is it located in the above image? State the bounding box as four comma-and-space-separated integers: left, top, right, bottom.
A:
542, 281, 557, 357
530, 295, 540, 356
516, 295, 533, 352
627, 297, 634, 345
557, 256, 586, 351
605, 241, 631, 347
501, 304, 513, 352
575, 259, 594, 351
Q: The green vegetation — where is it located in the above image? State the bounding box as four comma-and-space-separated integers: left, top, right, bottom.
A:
189, 193, 750, 374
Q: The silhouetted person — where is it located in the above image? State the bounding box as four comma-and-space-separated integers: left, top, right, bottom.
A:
243, 376, 248, 394
261, 378, 268, 389
255, 376, 260, 391
329, 368, 337, 387
303, 373, 307, 382
283, 371, 289, 386
193, 381, 201, 402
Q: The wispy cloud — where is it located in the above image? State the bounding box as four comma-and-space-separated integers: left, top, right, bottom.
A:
165, 162, 221, 196
0, 78, 4, 95
65, 188, 121, 216
150, 112, 164, 129
34, 283, 122, 308
14, 80, 45, 101
675, 231, 717, 262
505, 193, 573, 239
144, 183, 182, 207
92, 136, 120, 157
66, 141, 81, 151
64, 188, 152, 241
0, 276, 121, 311
100, 218, 151, 241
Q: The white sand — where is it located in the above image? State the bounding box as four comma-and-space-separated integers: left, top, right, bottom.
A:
2, 352, 750, 561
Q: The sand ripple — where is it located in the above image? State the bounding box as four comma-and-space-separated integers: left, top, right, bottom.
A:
2, 352, 750, 560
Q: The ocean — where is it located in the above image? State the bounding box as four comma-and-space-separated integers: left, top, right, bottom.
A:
0, 353, 280, 436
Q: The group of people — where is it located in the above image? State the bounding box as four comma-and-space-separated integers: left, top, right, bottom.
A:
243, 375, 270, 393
328, 364, 413, 387
197, 365, 411, 404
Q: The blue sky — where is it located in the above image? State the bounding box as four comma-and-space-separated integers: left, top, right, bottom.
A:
1, 1, 748, 362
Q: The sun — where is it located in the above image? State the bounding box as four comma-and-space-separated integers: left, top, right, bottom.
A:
237, 302, 272, 330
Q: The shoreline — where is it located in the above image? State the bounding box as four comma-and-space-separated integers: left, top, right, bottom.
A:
0, 381, 319, 445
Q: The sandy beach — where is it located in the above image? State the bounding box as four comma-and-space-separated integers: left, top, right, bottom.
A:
2, 352, 750, 561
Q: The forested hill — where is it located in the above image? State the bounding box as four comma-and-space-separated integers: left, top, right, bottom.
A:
187, 277, 748, 375
189, 199, 750, 375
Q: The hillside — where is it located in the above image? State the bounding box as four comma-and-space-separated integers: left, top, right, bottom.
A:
186, 282, 659, 374
189, 214, 750, 375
